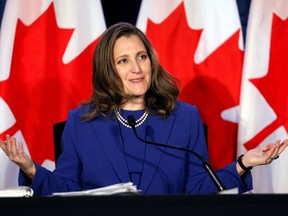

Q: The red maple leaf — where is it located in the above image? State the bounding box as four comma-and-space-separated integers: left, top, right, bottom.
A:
146, 3, 243, 169
244, 14, 288, 150
0, 4, 98, 164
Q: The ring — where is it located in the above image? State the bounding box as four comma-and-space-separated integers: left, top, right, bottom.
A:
273, 155, 279, 160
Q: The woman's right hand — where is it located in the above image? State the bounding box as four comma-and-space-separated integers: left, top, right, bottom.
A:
0, 135, 36, 180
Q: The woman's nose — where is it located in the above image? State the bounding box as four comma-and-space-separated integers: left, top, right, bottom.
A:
131, 61, 141, 73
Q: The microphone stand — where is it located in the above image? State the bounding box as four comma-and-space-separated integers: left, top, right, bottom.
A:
127, 115, 226, 192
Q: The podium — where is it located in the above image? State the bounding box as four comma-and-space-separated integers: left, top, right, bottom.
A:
0, 194, 287, 216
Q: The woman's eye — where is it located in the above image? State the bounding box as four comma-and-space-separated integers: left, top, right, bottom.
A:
118, 59, 127, 64
138, 54, 147, 60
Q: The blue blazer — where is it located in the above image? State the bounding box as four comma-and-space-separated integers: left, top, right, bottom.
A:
20, 101, 252, 196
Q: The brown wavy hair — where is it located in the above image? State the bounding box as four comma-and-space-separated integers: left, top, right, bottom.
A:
82, 22, 180, 120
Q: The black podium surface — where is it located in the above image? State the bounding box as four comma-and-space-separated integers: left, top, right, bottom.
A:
1, 194, 287, 216
0, 194, 288, 216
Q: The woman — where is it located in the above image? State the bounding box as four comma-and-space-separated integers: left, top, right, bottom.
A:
0, 22, 287, 196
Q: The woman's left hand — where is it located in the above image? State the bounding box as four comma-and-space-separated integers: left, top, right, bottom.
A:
237, 139, 288, 174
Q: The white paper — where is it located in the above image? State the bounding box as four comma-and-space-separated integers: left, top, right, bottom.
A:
217, 187, 239, 195
0, 186, 34, 197
52, 182, 140, 196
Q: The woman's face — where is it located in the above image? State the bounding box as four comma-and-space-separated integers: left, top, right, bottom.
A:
113, 35, 152, 99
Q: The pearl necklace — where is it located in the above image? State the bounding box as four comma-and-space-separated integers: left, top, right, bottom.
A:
115, 108, 149, 128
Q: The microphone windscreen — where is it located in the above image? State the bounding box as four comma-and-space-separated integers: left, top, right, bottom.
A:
127, 115, 136, 127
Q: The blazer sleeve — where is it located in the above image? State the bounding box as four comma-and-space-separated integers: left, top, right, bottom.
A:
182, 104, 253, 194
19, 108, 83, 196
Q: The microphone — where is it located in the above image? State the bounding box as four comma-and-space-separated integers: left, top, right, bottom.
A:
127, 115, 226, 192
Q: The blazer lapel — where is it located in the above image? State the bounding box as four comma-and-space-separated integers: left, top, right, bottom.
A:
140, 114, 175, 194
90, 116, 130, 183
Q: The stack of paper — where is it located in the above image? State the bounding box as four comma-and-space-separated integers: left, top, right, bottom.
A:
52, 182, 140, 196
0, 186, 34, 197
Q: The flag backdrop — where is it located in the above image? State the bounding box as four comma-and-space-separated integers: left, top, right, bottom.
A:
137, 0, 244, 170
0, 0, 106, 189
238, 0, 288, 193
3, 0, 287, 194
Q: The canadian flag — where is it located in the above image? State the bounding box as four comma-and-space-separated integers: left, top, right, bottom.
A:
137, 0, 244, 170
238, 0, 288, 193
0, 0, 106, 189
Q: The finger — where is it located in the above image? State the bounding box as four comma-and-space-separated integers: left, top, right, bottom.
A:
264, 143, 278, 164
271, 139, 288, 160
0, 138, 7, 151
278, 139, 288, 154
261, 143, 274, 152
266, 140, 284, 162
0, 137, 5, 145
271, 140, 281, 158
266, 157, 274, 164
17, 141, 26, 158
5, 134, 12, 154
9, 136, 18, 157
